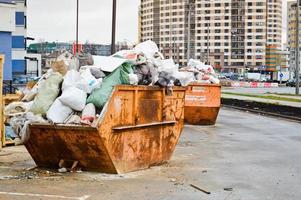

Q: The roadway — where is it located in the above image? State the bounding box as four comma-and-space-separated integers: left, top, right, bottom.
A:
0, 108, 301, 200
223, 86, 298, 95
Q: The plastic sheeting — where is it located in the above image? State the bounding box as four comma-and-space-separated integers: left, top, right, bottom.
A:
86, 62, 133, 108
93, 56, 127, 72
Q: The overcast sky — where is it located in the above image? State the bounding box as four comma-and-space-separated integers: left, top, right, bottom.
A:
27, 0, 288, 45
27, 0, 140, 44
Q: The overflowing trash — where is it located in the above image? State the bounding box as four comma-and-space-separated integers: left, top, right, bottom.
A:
4, 40, 220, 144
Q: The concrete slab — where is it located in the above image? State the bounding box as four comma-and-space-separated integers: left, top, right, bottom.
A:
0, 108, 301, 200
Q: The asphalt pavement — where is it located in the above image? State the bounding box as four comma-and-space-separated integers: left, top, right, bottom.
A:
0, 108, 301, 200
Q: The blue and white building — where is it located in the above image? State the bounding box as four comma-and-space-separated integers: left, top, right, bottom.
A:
12, 0, 27, 76
0, 0, 27, 81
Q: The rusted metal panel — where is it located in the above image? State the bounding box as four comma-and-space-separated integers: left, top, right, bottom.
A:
185, 83, 221, 125
25, 85, 185, 173
26, 125, 117, 173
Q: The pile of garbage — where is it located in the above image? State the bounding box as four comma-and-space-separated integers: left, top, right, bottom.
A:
4, 40, 219, 144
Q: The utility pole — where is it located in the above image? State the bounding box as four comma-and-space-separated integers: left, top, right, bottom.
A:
76, 0, 79, 54
207, 20, 209, 65
187, 2, 191, 63
296, 1, 300, 95
111, 0, 117, 54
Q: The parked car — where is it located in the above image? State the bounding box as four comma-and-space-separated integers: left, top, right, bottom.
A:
238, 75, 245, 81
286, 79, 301, 87
13, 75, 36, 85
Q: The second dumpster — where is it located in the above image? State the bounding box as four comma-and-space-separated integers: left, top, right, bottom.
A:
185, 83, 221, 125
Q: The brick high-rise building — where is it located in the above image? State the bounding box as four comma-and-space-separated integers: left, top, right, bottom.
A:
139, 0, 282, 73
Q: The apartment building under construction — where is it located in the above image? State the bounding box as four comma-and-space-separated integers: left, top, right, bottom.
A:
287, 0, 301, 75
139, 0, 282, 73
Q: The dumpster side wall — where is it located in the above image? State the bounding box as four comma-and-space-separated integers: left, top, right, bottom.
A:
97, 86, 185, 173
185, 84, 221, 125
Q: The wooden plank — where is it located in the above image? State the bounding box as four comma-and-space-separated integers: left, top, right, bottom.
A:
0, 55, 4, 149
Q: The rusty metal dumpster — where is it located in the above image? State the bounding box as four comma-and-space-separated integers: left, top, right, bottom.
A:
25, 85, 185, 174
185, 83, 221, 125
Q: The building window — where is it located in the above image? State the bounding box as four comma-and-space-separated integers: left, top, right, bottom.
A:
12, 36, 25, 49
15, 12, 25, 25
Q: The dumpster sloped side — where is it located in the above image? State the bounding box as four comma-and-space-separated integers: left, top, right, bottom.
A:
26, 125, 117, 173
97, 85, 185, 173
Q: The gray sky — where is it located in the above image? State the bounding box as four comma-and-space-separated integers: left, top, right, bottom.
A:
27, 0, 288, 45
27, 0, 140, 44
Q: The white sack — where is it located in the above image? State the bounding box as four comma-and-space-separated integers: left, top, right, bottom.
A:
47, 99, 73, 123
59, 87, 87, 111
77, 68, 102, 94
62, 70, 82, 91
81, 103, 96, 123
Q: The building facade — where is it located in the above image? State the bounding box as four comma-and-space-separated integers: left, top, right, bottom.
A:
139, 0, 282, 73
287, 0, 301, 77
0, 0, 15, 80
12, 0, 27, 76
0, 0, 27, 80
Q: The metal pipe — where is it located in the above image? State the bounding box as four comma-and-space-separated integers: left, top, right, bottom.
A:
76, 0, 79, 54
296, 1, 300, 95
111, 0, 117, 54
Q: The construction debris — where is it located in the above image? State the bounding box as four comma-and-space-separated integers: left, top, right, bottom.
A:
190, 184, 211, 195
4, 40, 220, 145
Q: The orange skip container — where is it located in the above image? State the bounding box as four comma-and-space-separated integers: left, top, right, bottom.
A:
25, 85, 185, 174
184, 83, 221, 125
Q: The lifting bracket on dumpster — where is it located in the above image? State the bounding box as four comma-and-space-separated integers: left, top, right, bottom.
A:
113, 121, 176, 131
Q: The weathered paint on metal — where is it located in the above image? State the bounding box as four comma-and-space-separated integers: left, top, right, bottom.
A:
25, 85, 186, 174
184, 83, 221, 125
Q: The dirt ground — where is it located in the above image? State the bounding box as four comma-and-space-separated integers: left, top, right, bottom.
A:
1, 108, 301, 200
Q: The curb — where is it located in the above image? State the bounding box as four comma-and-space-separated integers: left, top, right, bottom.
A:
221, 98, 301, 122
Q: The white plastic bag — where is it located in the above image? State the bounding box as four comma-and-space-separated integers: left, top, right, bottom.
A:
173, 72, 196, 86
76, 68, 102, 94
129, 73, 139, 85
209, 76, 220, 84
59, 87, 87, 111
134, 40, 159, 59
157, 59, 178, 74
188, 59, 215, 74
47, 99, 73, 123
62, 70, 82, 91
4, 102, 33, 117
